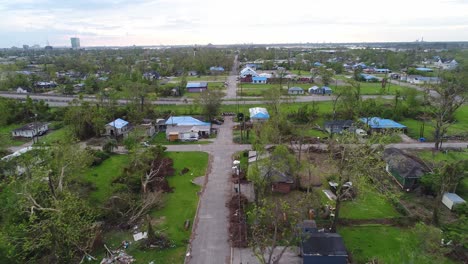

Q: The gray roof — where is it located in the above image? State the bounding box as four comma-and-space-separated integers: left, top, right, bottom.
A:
13, 122, 48, 132
383, 148, 430, 179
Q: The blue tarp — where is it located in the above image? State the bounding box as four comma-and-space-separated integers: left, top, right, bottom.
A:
415, 67, 433, 72
166, 116, 210, 126
360, 117, 407, 129
108, 118, 128, 129
249, 107, 270, 119
252, 77, 267, 82
186, 82, 207, 88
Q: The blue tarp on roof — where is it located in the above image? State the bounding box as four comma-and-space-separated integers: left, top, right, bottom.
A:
249, 107, 270, 119
210, 66, 224, 71
166, 116, 210, 126
186, 82, 208, 88
313, 62, 323, 67
360, 117, 406, 129
108, 118, 128, 129
360, 74, 378, 80
415, 67, 434, 72
252, 77, 267, 81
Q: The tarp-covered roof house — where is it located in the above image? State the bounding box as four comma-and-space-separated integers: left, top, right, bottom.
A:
105, 118, 130, 137
382, 148, 431, 190
249, 107, 270, 123
165, 116, 211, 140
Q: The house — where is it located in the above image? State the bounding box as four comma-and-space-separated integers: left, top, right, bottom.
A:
142, 71, 160, 81
141, 119, 156, 137
375, 68, 391, 74
324, 120, 354, 134
406, 75, 440, 85
382, 148, 430, 190
259, 165, 294, 194
155, 119, 167, 132
187, 70, 198, 76
11, 122, 48, 138
210, 66, 224, 73
16, 87, 31, 93
360, 73, 379, 82
105, 118, 130, 137
249, 107, 270, 123
300, 220, 348, 264
309, 86, 332, 95
442, 193, 466, 210
360, 117, 407, 132
308, 86, 320, 94
252, 76, 267, 84
321, 86, 333, 95
240, 67, 259, 78
288, 87, 304, 95
186, 82, 208, 93
415, 67, 434, 72
165, 116, 211, 141
35, 81, 57, 89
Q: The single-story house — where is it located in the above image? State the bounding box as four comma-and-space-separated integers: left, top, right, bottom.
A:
360, 117, 407, 132
105, 118, 130, 137
324, 120, 354, 134
382, 148, 430, 190
375, 68, 391, 73
259, 165, 294, 194
360, 73, 379, 82
415, 67, 434, 72
142, 71, 160, 80
309, 86, 332, 95
288, 87, 305, 95
187, 70, 198, 76
16, 87, 31, 93
240, 67, 259, 78
11, 122, 48, 138
406, 75, 440, 84
301, 230, 348, 264
210, 66, 224, 72
35, 81, 57, 89
442, 193, 466, 210
249, 107, 270, 123
186, 82, 208, 93
165, 116, 211, 140
252, 76, 267, 84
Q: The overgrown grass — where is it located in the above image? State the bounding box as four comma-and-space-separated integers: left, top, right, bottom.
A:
84, 154, 130, 204
0, 123, 30, 147
339, 225, 454, 264
340, 187, 400, 219
38, 127, 70, 145
90, 152, 209, 263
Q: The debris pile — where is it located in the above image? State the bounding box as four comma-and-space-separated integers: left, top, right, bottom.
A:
227, 194, 248, 247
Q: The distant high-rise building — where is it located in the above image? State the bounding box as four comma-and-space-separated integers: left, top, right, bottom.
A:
71, 37, 80, 49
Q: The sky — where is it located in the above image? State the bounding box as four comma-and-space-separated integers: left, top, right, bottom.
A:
0, 0, 468, 48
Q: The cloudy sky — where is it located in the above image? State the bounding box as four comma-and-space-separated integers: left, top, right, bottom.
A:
0, 0, 467, 48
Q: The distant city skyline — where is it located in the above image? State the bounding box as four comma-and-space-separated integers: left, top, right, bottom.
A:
1, 0, 468, 48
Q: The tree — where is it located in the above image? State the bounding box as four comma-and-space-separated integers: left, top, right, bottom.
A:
196, 89, 223, 125
426, 71, 467, 150
327, 135, 385, 232
317, 66, 334, 86
249, 194, 310, 264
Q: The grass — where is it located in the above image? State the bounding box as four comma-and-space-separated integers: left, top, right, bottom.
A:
401, 105, 468, 141
0, 123, 31, 147
90, 152, 209, 263
339, 225, 454, 264
340, 186, 400, 219
38, 127, 70, 145
84, 155, 130, 204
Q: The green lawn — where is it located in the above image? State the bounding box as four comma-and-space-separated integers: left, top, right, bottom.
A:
38, 128, 70, 145
401, 105, 468, 141
339, 225, 454, 264
340, 186, 400, 219
0, 123, 31, 147
85, 154, 130, 204
90, 152, 209, 263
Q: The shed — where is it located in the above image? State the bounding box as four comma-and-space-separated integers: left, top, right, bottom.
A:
442, 193, 466, 210
301, 232, 348, 264
324, 120, 354, 134
186, 82, 208, 93
288, 87, 304, 95
249, 107, 270, 123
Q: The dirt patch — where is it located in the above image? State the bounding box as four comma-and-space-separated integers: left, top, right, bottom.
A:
299, 152, 336, 188
192, 176, 205, 186
227, 194, 249, 248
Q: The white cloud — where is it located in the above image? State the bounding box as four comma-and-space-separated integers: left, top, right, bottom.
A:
0, 0, 467, 47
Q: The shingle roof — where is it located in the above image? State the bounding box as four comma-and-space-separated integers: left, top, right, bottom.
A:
302, 233, 348, 256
